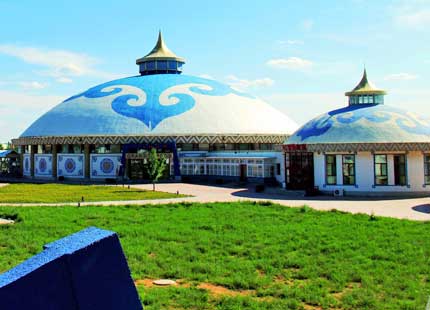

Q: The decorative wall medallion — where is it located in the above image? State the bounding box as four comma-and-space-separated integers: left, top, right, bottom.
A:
100, 158, 115, 174
39, 158, 47, 173
65, 158, 76, 173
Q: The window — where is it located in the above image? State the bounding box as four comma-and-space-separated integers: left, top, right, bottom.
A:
325, 155, 337, 185
425, 155, 430, 185
157, 60, 167, 70
363, 95, 369, 104
394, 155, 406, 186
342, 155, 355, 185
374, 155, 388, 185
146, 61, 155, 70
168, 61, 177, 70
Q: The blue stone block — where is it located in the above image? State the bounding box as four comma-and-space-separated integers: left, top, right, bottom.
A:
0, 227, 143, 310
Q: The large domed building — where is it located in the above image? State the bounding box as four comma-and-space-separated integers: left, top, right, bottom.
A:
13, 33, 297, 183
285, 70, 430, 195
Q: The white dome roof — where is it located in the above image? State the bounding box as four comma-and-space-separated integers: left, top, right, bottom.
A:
21, 74, 297, 138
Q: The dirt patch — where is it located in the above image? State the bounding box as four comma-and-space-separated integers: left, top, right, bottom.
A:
256, 269, 265, 278
303, 304, 323, 310
135, 279, 159, 287
332, 282, 362, 300
197, 283, 255, 297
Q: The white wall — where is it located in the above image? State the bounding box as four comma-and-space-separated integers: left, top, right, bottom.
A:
314, 151, 430, 195
273, 152, 285, 184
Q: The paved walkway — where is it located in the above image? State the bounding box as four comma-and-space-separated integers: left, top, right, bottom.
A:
1, 182, 430, 221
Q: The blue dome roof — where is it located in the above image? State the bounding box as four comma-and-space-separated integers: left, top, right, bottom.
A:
287, 104, 430, 144
21, 74, 297, 138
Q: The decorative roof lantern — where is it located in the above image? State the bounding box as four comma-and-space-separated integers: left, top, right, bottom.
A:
345, 69, 387, 106
136, 31, 185, 75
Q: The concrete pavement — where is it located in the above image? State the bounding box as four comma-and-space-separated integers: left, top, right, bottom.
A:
0, 182, 429, 221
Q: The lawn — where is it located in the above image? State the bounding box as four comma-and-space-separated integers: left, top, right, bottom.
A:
0, 183, 183, 203
0, 202, 429, 309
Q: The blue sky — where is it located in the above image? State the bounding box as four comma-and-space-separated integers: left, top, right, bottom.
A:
0, 0, 429, 141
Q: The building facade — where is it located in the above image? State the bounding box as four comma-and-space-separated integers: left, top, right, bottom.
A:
285, 70, 430, 196
12, 33, 297, 184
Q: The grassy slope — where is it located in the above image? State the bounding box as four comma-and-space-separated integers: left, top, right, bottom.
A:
0, 202, 429, 309
0, 184, 182, 203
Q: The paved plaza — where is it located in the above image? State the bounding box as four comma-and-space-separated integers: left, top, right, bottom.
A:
1, 182, 430, 221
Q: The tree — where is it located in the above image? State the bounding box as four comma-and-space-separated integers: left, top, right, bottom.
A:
145, 148, 167, 191
0, 144, 4, 150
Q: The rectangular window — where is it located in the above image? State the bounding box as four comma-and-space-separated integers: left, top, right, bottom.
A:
146, 61, 155, 70
425, 155, 430, 185
157, 60, 167, 70
325, 155, 337, 185
394, 154, 407, 186
374, 154, 388, 185
168, 61, 177, 70
342, 155, 355, 185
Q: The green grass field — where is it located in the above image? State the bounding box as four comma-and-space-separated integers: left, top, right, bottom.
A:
0, 183, 183, 203
0, 202, 429, 309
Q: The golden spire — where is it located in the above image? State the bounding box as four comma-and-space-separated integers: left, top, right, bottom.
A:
345, 68, 386, 96
136, 31, 185, 64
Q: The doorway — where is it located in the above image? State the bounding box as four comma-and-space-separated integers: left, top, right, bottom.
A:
239, 164, 247, 182
285, 152, 314, 190
393, 154, 406, 186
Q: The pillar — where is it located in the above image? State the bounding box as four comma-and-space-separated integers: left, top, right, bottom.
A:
19, 147, 24, 176
84, 144, 90, 179
30, 145, 36, 178
52, 145, 58, 179
172, 142, 181, 181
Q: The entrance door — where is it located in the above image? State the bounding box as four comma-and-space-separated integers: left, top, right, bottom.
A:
393, 154, 406, 186
239, 164, 247, 182
286, 152, 314, 190
128, 159, 146, 180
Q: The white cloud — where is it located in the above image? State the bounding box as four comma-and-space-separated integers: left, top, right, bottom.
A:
277, 40, 304, 46
225, 75, 274, 91
392, 1, 430, 29
0, 44, 118, 83
395, 9, 430, 28
301, 19, 314, 31
56, 77, 73, 84
18, 81, 48, 90
0, 90, 65, 142
384, 73, 418, 81
266, 57, 313, 70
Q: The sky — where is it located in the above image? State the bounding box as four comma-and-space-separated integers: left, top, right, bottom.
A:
0, 0, 429, 142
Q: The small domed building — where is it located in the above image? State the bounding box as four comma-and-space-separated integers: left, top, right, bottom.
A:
12, 32, 297, 183
285, 70, 430, 196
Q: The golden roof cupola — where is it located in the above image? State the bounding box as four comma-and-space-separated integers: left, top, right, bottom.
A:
136, 31, 185, 75
345, 69, 387, 105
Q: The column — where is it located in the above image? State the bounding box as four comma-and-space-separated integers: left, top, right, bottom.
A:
84, 144, 90, 179
19, 147, 24, 176
30, 145, 36, 178
52, 144, 58, 179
